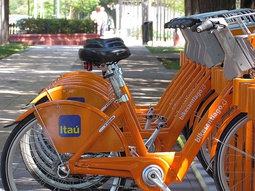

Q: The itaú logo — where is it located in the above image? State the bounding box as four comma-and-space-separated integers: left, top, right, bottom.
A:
195, 99, 227, 143
59, 115, 81, 137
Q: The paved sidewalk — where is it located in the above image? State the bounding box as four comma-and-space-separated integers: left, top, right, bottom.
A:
0, 39, 216, 190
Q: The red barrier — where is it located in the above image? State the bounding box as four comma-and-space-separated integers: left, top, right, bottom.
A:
10, 33, 100, 45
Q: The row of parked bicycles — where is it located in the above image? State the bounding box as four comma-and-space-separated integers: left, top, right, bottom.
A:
2, 8, 255, 191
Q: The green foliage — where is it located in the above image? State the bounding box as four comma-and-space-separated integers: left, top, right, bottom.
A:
171, 0, 185, 13
17, 18, 44, 33
100, 0, 118, 7
10, 0, 101, 19
151, 0, 184, 13
66, 0, 100, 14
0, 43, 30, 59
43, 1, 54, 18
158, 58, 181, 70
146, 46, 183, 70
9, 0, 28, 15
146, 46, 184, 53
17, 18, 95, 34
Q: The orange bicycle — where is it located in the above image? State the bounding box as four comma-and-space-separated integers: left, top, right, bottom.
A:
2, 9, 255, 191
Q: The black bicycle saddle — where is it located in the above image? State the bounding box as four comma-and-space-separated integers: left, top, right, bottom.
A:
78, 37, 131, 65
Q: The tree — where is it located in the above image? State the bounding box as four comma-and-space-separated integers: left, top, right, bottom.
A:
65, 0, 100, 19
9, 0, 28, 15
241, 0, 255, 7
185, 0, 236, 16
0, 0, 9, 45
9, 0, 101, 19
100, 0, 118, 8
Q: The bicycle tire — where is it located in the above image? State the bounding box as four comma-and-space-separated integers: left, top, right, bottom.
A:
214, 112, 253, 191
1, 113, 126, 191
196, 135, 214, 178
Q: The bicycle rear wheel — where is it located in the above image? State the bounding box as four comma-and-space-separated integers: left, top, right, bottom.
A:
214, 113, 254, 191
1, 114, 126, 191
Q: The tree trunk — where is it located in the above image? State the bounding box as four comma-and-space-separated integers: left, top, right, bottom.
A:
0, 0, 9, 45
241, 0, 255, 7
185, 0, 236, 16
69, 6, 75, 19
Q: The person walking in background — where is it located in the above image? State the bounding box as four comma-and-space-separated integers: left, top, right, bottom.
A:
90, 6, 102, 36
90, 6, 108, 37
100, 7, 108, 37
173, 28, 180, 46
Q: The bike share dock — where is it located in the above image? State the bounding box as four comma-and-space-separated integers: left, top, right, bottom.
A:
2, 8, 255, 191
0, 40, 216, 190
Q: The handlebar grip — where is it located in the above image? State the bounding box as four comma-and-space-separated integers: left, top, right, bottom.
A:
169, 18, 182, 28
164, 19, 174, 28
190, 23, 202, 32
180, 18, 200, 29
196, 20, 214, 33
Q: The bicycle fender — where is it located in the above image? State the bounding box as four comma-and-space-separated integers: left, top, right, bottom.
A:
31, 85, 116, 110
3, 104, 47, 128
32, 100, 126, 154
29, 85, 88, 105
30, 90, 50, 104
30, 84, 104, 104
14, 99, 86, 124
11, 87, 71, 124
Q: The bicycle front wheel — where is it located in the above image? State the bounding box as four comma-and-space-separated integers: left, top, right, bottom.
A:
1, 114, 126, 191
214, 113, 255, 191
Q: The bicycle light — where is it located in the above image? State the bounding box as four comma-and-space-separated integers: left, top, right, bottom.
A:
84, 61, 92, 71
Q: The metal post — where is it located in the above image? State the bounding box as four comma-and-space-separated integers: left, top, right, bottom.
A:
0, 0, 9, 45
0, 0, 2, 44
57, 0, 61, 18
142, 0, 149, 23
115, 0, 122, 35
53, 0, 56, 18
28, 0, 30, 16
34, 0, 38, 18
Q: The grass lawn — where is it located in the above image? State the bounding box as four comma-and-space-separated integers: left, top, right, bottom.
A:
157, 58, 181, 70
146, 46, 184, 70
146, 46, 184, 54
0, 43, 30, 59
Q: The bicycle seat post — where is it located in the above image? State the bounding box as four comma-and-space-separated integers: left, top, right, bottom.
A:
104, 64, 128, 102
111, 63, 126, 87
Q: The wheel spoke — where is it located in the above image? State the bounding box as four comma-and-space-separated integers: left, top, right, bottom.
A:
1, 115, 126, 190
214, 114, 255, 191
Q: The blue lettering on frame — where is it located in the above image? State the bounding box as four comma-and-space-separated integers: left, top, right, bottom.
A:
59, 115, 81, 137
67, 97, 85, 103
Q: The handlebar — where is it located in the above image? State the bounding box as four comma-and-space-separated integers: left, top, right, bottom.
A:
196, 20, 214, 33
180, 18, 200, 29
196, 18, 228, 33
164, 18, 201, 29
164, 18, 182, 28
